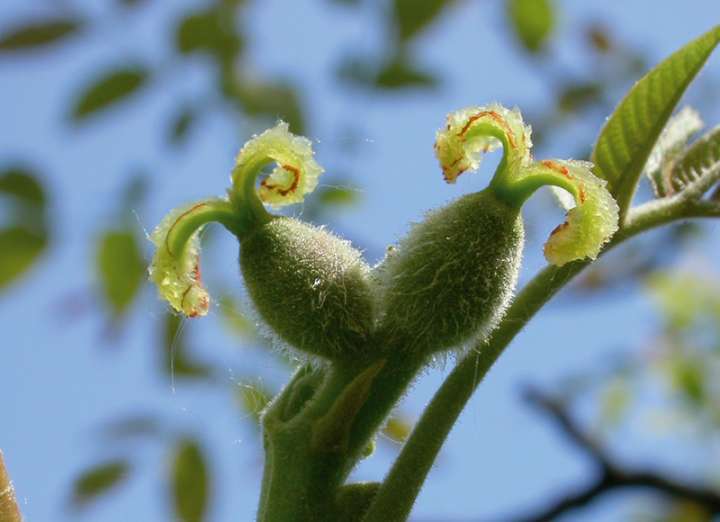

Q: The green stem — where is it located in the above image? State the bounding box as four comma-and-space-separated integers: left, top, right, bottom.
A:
258, 363, 372, 522
361, 197, 719, 522
498, 170, 578, 208
165, 198, 240, 255
229, 155, 273, 233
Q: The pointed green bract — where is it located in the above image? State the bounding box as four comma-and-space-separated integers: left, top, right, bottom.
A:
668, 125, 720, 196
591, 25, 720, 220
644, 106, 704, 197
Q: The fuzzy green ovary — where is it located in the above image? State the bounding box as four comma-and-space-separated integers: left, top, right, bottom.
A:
241, 217, 375, 360
375, 189, 523, 355
436, 104, 619, 267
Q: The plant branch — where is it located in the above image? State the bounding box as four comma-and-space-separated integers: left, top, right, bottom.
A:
0, 450, 22, 522
522, 388, 608, 468
361, 196, 720, 522
508, 388, 720, 522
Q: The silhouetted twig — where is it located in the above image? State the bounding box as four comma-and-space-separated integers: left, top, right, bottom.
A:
506, 388, 720, 522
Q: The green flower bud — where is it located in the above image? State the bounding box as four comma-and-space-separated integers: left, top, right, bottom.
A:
376, 104, 619, 355
149, 122, 374, 361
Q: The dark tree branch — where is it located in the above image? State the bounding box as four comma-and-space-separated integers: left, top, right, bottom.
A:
522, 388, 610, 469
506, 388, 720, 522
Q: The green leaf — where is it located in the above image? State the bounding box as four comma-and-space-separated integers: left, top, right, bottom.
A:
171, 438, 209, 522
0, 168, 45, 206
101, 415, 161, 440
0, 18, 81, 52
316, 185, 360, 207
168, 106, 197, 147
232, 80, 305, 134
507, 0, 555, 53
337, 55, 437, 91
375, 57, 438, 89
669, 357, 706, 406
557, 82, 602, 114
392, 0, 452, 42
0, 228, 46, 289
175, 8, 242, 61
71, 67, 149, 121
96, 230, 146, 316
71, 460, 129, 507
591, 26, 720, 220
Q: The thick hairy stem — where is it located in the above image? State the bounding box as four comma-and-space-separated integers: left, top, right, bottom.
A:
0, 451, 22, 522
361, 198, 719, 522
258, 362, 387, 522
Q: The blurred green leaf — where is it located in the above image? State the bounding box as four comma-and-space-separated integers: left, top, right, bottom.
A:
507, 0, 555, 53
168, 106, 197, 147
0, 168, 45, 206
232, 79, 305, 134
393, 0, 452, 42
591, 26, 720, 219
669, 357, 706, 406
162, 313, 213, 380
557, 82, 602, 114
316, 185, 360, 207
598, 379, 630, 428
171, 438, 209, 522
71, 67, 150, 121
71, 460, 129, 508
648, 274, 707, 331
236, 382, 273, 423
96, 230, 146, 317
0, 228, 46, 290
376, 57, 438, 89
101, 414, 161, 440
338, 54, 437, 90
119, 0, 148, 7
0, 167, 47, 290
175, 8, 242, 62
0, 18, 82, 52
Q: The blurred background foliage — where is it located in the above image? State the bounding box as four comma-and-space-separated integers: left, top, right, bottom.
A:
1, 1, 720, 521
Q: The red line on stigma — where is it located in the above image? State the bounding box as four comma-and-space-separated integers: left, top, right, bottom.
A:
541, 160, 571, 178
260, 164, 301, 196
165, 202, 209, 256
457, 111, 517, 149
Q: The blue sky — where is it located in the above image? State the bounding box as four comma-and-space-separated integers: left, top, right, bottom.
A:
2, 1, 720, 521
